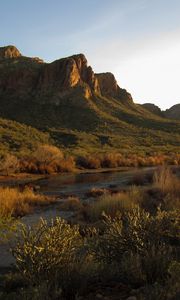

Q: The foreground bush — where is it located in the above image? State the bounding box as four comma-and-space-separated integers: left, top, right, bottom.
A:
12, 218, 83, 284
89, 207, 180, 285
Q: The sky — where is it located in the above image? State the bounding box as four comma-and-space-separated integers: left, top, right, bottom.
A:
1, 0, 180, 110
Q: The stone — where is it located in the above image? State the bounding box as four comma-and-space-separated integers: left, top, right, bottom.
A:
0, 45, 21, 59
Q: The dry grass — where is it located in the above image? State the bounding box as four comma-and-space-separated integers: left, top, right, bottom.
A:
0, 187, 54, 217
86, 187, 109, 198
59, 197, 83, 211
87, 193, 135, 221
153, 166, 180, 195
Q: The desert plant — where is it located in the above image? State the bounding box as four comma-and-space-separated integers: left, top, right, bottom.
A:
34, 144, 63, 167
0, 154, 19, 175
11, 217, 83, 285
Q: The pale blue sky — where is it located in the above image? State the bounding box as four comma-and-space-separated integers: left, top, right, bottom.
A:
1, 0, 180, 109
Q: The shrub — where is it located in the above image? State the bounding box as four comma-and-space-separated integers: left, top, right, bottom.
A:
89, 207, 179, 284
86, 187, 109, 198
0, 154, 19, 175
11, 217, 83, 285
34, 144, 63, 164
59, 197, 83, 211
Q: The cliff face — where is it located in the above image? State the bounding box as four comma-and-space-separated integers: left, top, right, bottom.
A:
0, 45, 133, 104
38, 54, 101, 101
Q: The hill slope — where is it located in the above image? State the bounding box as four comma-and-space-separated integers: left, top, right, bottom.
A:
0, 45, 180, 155
0, 117, 50, 155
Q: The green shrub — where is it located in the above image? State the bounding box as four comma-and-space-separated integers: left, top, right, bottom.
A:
12, 217, 83, 285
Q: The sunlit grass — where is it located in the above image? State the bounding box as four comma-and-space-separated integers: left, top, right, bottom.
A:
0, 187, 54, 217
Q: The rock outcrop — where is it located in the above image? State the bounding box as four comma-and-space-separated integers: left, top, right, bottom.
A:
0, 45, 22, 59
38, 54, 100, 100
96, 72, 133, 105
0, 45, 133, 104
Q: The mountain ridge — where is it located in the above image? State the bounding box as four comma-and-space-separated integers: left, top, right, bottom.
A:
0, 45, 180, 155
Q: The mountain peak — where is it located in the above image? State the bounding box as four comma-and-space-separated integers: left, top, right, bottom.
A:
0, 45, 22, 59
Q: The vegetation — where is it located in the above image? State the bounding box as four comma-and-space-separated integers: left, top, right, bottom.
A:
0, 167, 179, 299
0, 187, 54, 217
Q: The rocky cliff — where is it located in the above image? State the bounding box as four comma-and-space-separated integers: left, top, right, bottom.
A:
0, 45, 179, 135
0, 45, 132, 104
0, 45, 22, 59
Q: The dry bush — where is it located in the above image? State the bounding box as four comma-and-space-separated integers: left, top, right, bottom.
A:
55, 156, 76, 172
86, 187, 109, 198
76, 155, 101, 169
0, 154, 19, 175
0, 187, 54, 217
34, 144, 64, 164
59, 197, 83, 211
101, 153, 123, 168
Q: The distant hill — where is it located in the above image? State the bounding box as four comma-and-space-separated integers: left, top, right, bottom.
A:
142, 103, 180, 120
0, 45, 180, 155
164, 104, 180, 120
141, 103, 163, 117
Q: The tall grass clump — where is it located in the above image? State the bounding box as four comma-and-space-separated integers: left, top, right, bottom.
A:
0, 187, 53, 217
153, 166, 180, 195
87, 192, 135, 221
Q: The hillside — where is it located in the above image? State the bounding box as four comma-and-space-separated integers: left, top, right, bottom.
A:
0, 45, 180, 155
142, 103, 180, 120
0, 117, 50, 156
165, 104, 180, 120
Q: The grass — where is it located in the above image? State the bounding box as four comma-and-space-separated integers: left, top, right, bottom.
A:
153, 166, 180, 195
59, 197, 83, 211
87, 192, 135, 221
0, 187, 54, 217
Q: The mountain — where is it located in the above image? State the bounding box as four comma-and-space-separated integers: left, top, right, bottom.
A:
164, 104, 180, 120
142, 103, 180, 120
0, 45, 180, 155
141, 103, 163, 117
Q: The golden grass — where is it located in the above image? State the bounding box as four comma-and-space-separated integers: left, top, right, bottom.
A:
87, 193, 135, 221
0, 187, 54, 217
153, 166, 180, 195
